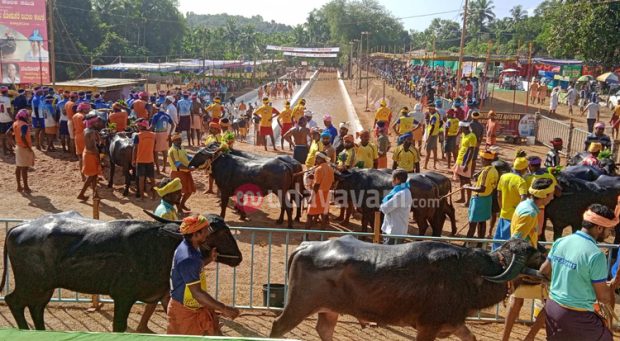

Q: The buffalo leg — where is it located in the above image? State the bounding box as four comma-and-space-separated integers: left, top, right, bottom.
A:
108, 159, 116, 188
112, 298, 136, 332
416, 325, 440, 341
316, 311, 339, 341
452, 324, 476, 341
5, 291, 29, 329
219, 192, 229, 219
28, 289, 54, 330
122, 165, 131, 196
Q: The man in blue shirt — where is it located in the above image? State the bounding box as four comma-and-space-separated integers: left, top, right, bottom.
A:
150, 106, 175, 173
539, 203, 617, 341
176, 92, 192, 145
30, 87, 45, 150
322, 114, 338, 144
167, 215, 239, 335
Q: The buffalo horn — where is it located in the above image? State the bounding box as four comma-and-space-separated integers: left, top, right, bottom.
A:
520, 267, 548, 281
483, 253, 527, 283
143, 209, 182, 224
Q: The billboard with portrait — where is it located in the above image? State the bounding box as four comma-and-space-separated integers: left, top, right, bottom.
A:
0, 0, 49, 85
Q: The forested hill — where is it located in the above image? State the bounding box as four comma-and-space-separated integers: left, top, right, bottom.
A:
185, 12, 292, 33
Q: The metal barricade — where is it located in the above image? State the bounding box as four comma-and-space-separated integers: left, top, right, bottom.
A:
536, 116, 571, 155
1, 218, 619, 326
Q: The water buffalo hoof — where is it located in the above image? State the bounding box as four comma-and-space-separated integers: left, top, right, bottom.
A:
107, 183, 113, 188
122, 190, 129, 197
276, 219, 284, 224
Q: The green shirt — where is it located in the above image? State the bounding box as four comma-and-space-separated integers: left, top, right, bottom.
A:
154, 199, 178, 221
548, 231, 608, 311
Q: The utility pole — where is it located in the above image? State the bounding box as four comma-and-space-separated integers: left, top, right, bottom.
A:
431, 35, 436, 71
348, 41, 353, 79
358, 32, 364, 90
47, 0, 56, 84
90, 56, 93, 78
456, 0, 469, 96
365, 32, 370, 111
525, 42, 533, 113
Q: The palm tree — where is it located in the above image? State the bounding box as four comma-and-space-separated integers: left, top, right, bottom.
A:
466, 0, 496, 45
510, 5, 527, 23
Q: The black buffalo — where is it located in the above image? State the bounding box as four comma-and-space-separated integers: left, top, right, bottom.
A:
1, 211, 242, 332
106, 132, 135, 196
567, 151, 617, 176
270, 237, 544, 341
420, 172, 457, 235
190, 147, 301, 227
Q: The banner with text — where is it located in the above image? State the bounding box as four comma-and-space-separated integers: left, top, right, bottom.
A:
267, 45, 340, 53
283, 52, 338, 58
0, 0, 50, 85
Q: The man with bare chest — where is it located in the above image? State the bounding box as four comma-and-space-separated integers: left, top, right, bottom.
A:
283, 116, 310, 163
78, 113, 105, 201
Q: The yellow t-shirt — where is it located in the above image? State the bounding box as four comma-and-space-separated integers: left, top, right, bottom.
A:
256, 105, 274, 127
338, 148, 356, 168
291, 104, 305, 121
397, 115, 414, 134
510, 199, 540, 247
279, 108, 292, 124
204, 133, 221, 146
455, 133, 477, 166
206, 103, 223, 119
182, 270, 207, 309
475, 165, 499, 197
305, 140, 323, 168
356, 143, 378, 168
168, 145, 191, 171
392, 145, 420, 172
497, 173, 528, 220
427, 113, 441, 136
614, 105, 620, 117
524, 170, 557, 188
375, 107, 391, 122
446, 118, 460, 136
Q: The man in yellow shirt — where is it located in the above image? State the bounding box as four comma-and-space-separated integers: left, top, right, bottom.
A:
463, 150, 498, 238
291, 98, 306, 123
205, 97, 223, 123
305, 128, 322, 169
337, 134, 356, 170
392, 132, 420, 173
278, 101, 293, 150
524, 155, 558, 240
424, 103, 441, 169
492, 156, 529, 249
374, 99, 392, 135
392, 107, 414, 141
453, 121, 477, 205
443, 110, 460, 168
502, 178, 555, 341
355, 130, 378, 168
253, 97, 280, 151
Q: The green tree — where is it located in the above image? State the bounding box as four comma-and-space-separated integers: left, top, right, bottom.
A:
466, 0, 495, 45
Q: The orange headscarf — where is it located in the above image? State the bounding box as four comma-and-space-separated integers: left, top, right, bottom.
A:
180, 215, 210, 235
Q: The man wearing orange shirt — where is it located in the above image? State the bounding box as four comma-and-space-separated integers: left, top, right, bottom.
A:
306, 152, 335, 232
77, 113, 105, 201
133, 92, 150, 120
108, 102, 128, 132
278, 101, 293, 150
64, 92, 77, 155
132, 119, 156, 199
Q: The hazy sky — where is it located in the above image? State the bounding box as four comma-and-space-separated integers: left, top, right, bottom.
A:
178, 0, 544, 32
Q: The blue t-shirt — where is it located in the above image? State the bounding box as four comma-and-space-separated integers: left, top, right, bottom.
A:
156, 96, 166, 106
177, 98, 192, 117
150, 111, 173, 132
170, 239, 203, 305
31, 95, 40, 117
326, 125, 338, 144
548, 231, 608, 311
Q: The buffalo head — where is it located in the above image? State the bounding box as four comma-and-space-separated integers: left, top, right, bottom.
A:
483, 239, 545, 283
144, 210, 242, 267
188, 144, 221, 169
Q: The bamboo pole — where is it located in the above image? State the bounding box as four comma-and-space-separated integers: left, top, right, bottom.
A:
373, 211, 381, 243
455, 0, 469, 96
525, 42, 533, 113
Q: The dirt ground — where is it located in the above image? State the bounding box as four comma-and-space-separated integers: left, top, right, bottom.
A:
0, 71, 618, 340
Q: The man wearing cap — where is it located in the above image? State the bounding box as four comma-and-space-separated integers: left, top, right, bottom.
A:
392, 107, 414, 142
305, 128, 323, 169
7, 110, 34, 192
204, 122, 222, 194
167, 215, 239, 335
581, 98, 600, 133
150, 105, 175, 174
485, 110, 499, 147
0, 86, 14, 155
304, 110, 318, 129
133, 92, 149, 120
42, 95, 57, 152
392, 133, 420, 173
169, 133, 196, 212
584, 122, 612, 151
423, 102, 441, 170
539, 204, 616, 341
332, 122, 349, 155
453, 121, 477, 205
77, 113, 105, 201
337, 134, 356, 171
464, 150, 498, 238
443, 110, 460, 168
502, 178, 556, 341
253, 97, 280, 152
581, 142, 603, 168
56, 91, 70, 153
73, 102, 90, 177
320, 130, 336, 163
545, 138, 563, 168
356, 130, 378, 169
132, 119, 156, 199
136, 177, 182, 333
108, 102, 129, 133
93, 93, 108, 110
165, 96, 179, 129
323, 114, 337, 144
176, 92, 192, 145
525, 156, 558, 239
12, 89, 28, 113
373, 99, 392, 134
306, 152, 335, 231
493, 154, 529, 249
205, 96, 223, 124
189, 94, 204, 146
468, 111, 484, 174
291, 98, 306, 124
380, 168, 412, 245
277, 101, 293, 150
448, 98, 466, 121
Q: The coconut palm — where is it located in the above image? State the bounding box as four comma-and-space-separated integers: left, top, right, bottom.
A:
466, 0, 496, 45
510, 5, 528, 23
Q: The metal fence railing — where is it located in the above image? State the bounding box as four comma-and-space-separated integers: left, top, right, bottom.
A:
1, 218, 619, 326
